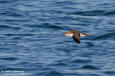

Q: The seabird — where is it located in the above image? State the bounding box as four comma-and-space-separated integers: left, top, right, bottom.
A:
64, 30, 88, 44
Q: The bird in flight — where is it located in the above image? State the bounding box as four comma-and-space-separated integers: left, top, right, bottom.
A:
64, 30, 88, 44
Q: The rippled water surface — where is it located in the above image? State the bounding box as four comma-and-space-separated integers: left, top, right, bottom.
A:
0, 0, 115, 76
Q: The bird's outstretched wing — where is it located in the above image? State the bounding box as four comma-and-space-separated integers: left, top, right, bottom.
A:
72, 34, 80, 44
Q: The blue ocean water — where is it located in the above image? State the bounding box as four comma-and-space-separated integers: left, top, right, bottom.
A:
0, 0, 115, 76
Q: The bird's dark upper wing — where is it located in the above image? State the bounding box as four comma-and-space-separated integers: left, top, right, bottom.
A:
72, 34, 80, 44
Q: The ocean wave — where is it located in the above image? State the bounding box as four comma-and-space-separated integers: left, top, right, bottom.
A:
69, 10, 115, 16
93, 32, 115, 40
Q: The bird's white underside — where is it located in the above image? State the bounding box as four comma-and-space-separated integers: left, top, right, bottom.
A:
80, 33, 86, 37
65, 33, 73, 36
65, 33, 86, 37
